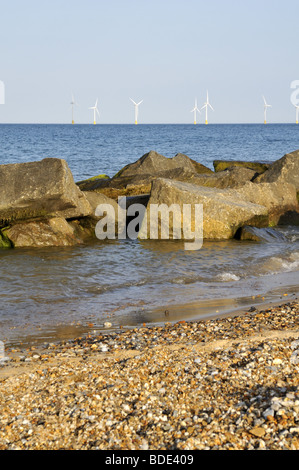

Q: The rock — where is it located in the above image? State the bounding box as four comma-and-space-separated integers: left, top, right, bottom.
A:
76, 174, 110, 191
254, 150, 299, 192
138, 178, 269, 241
290, 351, 299, 365
82, 191, 127, 239
115, 151, 213, 178
4, 217, 90, 248
139, 178, 298, 241
94, 184, 152, 200
249, 427, 266, 438
213, 160, 269, 174
0, 158, 92, 227
187, 167, 257, 189
56, 190, 92, 220
96, 151, 213, 191
83, 191, 121, 221
236, 226, 287, 242
231, 181, 298, 225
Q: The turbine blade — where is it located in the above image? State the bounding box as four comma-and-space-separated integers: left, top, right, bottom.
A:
130, 98, 137, 105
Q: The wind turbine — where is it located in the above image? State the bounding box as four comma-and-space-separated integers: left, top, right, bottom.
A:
191, 98, 201, 125
294, 104, 299, 124
70, 93, 78, 125
201, 91, 214, 125
89, 99, 100, 125
263, 96, 272, 124
130, 98, 143, 125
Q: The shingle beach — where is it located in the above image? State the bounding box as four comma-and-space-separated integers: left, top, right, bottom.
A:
0, 299, 298, 451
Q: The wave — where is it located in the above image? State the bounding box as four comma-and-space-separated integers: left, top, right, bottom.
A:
217, 273, 241, 282
259, 251, 299, 275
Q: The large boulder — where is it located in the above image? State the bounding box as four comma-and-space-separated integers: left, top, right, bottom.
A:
138, 177, 299, 241
254, 150, 299, 192
90, 151, 213, 193
0, 158, 92, 227
115, 151, 213, 178
138, 179, 269, 241
3, 217, 92, 248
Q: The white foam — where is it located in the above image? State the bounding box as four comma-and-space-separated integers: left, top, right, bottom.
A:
263, 251, 299, 275
218, 273, 240, 282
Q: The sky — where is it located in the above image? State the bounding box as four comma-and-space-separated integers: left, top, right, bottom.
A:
0, 0, 298, 124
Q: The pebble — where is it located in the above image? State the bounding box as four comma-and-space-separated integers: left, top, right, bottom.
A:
0, 300, 298, 450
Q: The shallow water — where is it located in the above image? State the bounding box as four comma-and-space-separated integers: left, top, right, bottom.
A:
0, 124, 299, 347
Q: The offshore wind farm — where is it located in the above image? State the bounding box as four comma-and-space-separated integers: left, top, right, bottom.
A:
66, 90, 299, 125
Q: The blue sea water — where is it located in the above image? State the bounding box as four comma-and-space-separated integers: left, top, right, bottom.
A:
1, 123, 299, 180
0, 124, 299, 348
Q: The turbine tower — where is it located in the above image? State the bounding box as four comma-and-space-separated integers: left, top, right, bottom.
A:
294, 104, 299, 124
130, 98, 143, 125
70, 94, 78, 125
191, 98, 201, 125
89, 99, 100, 125
263, 96, 272, 124
201, 91, 214, 125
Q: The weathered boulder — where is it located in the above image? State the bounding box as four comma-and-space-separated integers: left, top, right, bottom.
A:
0, 158, 92, 227
89, 151, 213, 192
228, 181, 298, 225
115, 151, 213, 179
138, 179, 269, 241
79, 151, 214, 195
139, 177, 299, 241
3, 217, 91, 248
254, 150, 299, 192
213, 160, 270, 174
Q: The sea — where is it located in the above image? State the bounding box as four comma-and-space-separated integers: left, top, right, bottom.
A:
0, 123, 299, 348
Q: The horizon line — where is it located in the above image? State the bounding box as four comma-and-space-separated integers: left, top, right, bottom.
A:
0, 122, 297, 126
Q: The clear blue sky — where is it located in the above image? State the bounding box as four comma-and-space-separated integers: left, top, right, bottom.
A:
0, 0, 298, 124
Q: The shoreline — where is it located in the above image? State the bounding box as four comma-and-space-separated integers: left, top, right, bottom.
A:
0, 299, 298, 450
2, 283, 298, 351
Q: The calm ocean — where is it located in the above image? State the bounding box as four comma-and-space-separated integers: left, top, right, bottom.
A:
0, 124, 299, 347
